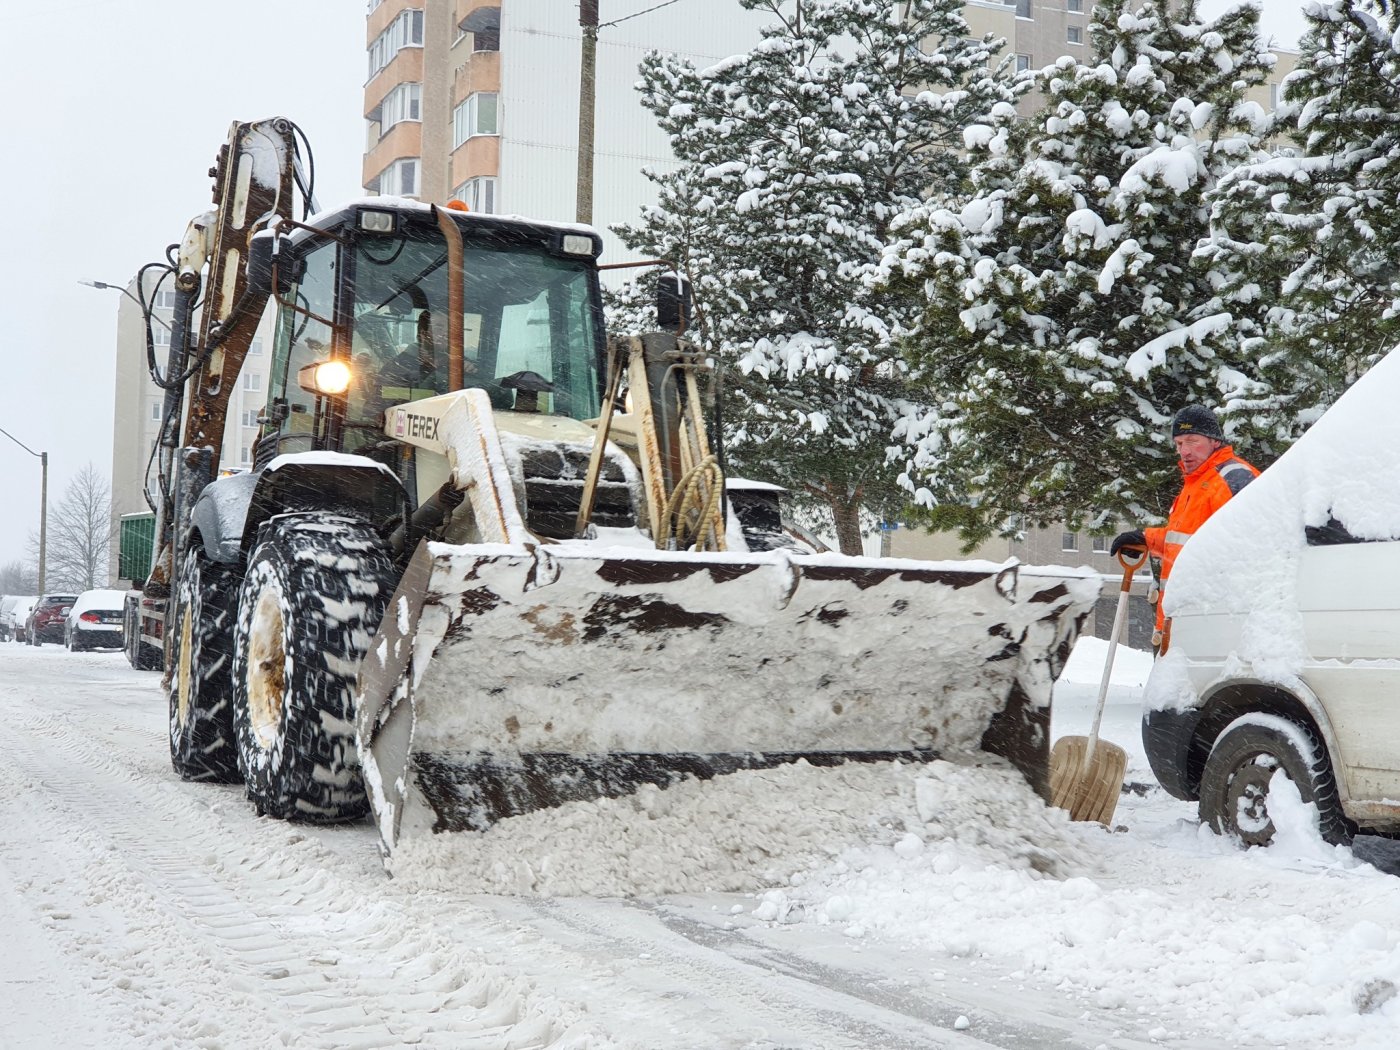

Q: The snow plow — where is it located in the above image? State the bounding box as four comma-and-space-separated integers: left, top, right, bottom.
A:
352, 390, 1100, 852
144, 118, 1098, 862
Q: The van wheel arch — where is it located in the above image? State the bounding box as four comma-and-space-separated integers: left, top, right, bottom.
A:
1187, 684, 1335, 800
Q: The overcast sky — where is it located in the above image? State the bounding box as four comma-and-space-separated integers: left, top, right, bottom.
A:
0, 1, 365, 570
0, 0, 1311, 575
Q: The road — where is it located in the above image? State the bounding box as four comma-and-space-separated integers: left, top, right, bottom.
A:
2, 641, 1395, 1049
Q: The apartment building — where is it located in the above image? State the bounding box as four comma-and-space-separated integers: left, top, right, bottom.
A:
107, 276, 274, 585
362, 0, 774, 262
964, 0, 1297, 111
360, 0, 1295, 249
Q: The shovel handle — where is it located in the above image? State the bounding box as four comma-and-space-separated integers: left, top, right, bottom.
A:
1085, 546, 1146, 769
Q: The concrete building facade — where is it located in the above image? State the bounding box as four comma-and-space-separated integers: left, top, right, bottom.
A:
361, 0, 774, 262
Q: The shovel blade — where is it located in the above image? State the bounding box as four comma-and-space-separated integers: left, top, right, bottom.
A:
1050, 734, 1127, 825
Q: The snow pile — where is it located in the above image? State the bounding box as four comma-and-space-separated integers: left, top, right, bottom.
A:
754, 773, 1400, 1047
389, 759, 1091, 896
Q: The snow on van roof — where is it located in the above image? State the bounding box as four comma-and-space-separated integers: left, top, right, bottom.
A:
1160, 343, 1400, 686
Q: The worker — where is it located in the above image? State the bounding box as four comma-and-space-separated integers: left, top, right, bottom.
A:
381, 311, 445, 392
1110, 404, 1259, 645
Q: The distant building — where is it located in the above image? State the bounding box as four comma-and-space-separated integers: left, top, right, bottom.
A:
963, 0, 1297, 114
361, 0, 775, 262
107, 276, 273, 586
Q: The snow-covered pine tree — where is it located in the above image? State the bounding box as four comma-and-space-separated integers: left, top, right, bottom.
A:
879, 0, 1273, 543
612, 0, 1019, 554
1200, 0, 1400, 447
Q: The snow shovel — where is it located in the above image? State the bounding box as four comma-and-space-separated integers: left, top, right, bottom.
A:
1049, 547, 1147, 825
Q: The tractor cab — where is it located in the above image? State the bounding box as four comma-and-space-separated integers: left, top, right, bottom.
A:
256, 202, 607, 475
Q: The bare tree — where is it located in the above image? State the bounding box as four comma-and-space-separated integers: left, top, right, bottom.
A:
0, 560, 38, 593
28, 463, 114, 592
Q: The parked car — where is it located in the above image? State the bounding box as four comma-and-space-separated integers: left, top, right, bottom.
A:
65, 589, 128, 652
0, 595, 17, 641
7, 596, 38, 643
27, 594, 78, 646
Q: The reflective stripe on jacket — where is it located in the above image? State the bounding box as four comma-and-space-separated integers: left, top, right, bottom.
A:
1143, 444, 1259, 630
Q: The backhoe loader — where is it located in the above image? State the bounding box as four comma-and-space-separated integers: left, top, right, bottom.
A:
142, 118, 1099, 861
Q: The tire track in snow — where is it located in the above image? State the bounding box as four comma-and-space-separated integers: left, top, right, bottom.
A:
4, 705, 605, 1049
479, 895, 1196, 1050
482, 895, 973, 1049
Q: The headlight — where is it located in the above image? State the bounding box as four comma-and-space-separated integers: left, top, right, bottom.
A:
359, 209, 396, 233
561, 234, 595, 256
297, 359, 352, 395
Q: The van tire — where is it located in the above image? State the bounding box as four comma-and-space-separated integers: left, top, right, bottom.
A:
1198, 713, 1350, 847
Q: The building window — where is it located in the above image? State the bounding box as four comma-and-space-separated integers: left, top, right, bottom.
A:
453, 92, 499, 148
1061, 531, 1079, 552
248, 338, 263, 357
1270, 82, 1280, 110
1068, 25, 1083, 44
374, 157, 420, 198
1008, 0, 1030, 17
243, 373, 261, 392
240, 445, 252, 466
1015, 53, 1032, 74
152, 324, 171, 346
154, 290, 177, 310
453, 176, 498, 214
377, 82, 422, 134
1067, 0, 1082, 10
1092, 535, 1108, 553
241, 409, 261, 427
149, 401, 162, 422
473, 27, 500, 52
368, 8, 424, 80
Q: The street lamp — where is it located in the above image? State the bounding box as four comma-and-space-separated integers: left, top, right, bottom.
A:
79, 279, 173, 332
0, 425, 47, 592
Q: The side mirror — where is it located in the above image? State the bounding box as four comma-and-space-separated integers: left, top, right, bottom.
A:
247, 230, 277, 300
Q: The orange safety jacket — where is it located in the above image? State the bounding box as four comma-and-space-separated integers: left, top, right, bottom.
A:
1144, 443, 1259, 631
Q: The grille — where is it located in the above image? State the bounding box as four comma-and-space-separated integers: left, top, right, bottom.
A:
515, 444, 636, 539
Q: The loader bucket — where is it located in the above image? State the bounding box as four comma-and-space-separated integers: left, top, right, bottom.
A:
354, 543, 1098, 858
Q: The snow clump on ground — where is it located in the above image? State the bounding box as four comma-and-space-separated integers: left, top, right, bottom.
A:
389, 758, 1092, 897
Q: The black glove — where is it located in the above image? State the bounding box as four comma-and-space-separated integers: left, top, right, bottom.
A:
1110, 530, 1146, 557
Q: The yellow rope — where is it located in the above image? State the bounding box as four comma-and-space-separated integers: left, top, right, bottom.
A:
658, 455, 725, 552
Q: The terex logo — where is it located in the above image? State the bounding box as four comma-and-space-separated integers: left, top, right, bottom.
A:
403, 412, 440, 442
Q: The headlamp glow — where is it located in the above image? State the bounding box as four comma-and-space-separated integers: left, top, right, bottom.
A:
297, 358, 352, 396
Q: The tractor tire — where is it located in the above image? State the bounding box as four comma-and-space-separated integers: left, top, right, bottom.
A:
1198, 712, 1351, 847
169, 545, 241, 783
232, 516, 393, 823
138, 641, 164, 672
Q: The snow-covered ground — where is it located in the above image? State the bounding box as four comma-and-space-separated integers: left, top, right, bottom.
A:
4, 637, 1400, 1049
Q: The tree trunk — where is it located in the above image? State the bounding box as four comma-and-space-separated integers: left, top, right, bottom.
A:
828, 495, 864, 556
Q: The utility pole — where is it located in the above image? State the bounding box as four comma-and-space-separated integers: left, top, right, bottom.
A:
577, 0, 599, 224
38, 451, 47, 592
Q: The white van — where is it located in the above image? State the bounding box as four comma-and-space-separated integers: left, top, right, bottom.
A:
1144, 348, 1400, 846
